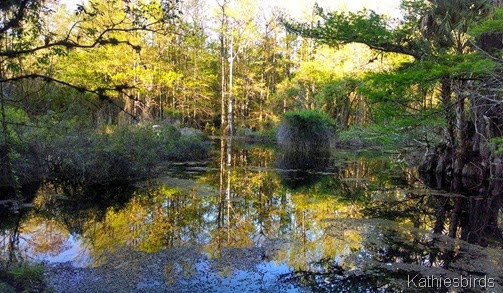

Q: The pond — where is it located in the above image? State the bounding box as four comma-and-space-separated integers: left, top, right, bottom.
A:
1, 139, 502, 292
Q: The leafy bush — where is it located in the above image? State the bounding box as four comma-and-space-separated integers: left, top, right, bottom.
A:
163, 129, 210, 161
5, 124, 210, 188
45, 127, 161, 186
277, 110, 336, 154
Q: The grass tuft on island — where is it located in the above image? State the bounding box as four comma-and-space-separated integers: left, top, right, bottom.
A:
277, 110, 336, 154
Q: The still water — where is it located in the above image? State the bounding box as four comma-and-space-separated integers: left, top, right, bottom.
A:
1, 139, 502, 292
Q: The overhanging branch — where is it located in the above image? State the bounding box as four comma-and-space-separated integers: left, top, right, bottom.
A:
0, 25, 177, 58
0, 74, 138, 121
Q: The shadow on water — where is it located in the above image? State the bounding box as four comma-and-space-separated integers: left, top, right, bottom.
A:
417, 171, 503, 247
0, 138, 502, 291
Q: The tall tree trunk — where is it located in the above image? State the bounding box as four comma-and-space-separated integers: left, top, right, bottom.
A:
259, 74, 264, 129
440, 78, 455, 147
454, 80, 467, 175
220, 52, 226, 129
219, 1, 227, 130
0, 73, 18, 198
227, 35, 234, 136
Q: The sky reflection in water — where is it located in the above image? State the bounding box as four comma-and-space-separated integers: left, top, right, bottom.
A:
1, 140, 502, 292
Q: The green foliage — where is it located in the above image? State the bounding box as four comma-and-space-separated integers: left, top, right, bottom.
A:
283, 0, 503, 159
277, 110, 336, 154
2, 0, 503, 200
352, 50, 497, 149
491, 137, 503, 155
284, 4, 424, 58
7, 124, 210, 187
0, 262, 45, 293
282, 110, 336, 129
163, 108, 183, 121
38, 128, 155, 186
470, 8, 503, 36
157, 125, 209, 160
165, 134, 209, 161
338, 120, 443, 150
316, 78, 362, 128
284, 0, 492, 58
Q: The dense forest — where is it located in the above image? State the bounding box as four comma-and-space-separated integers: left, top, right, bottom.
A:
1, 0, 503, 292
2, 0, 501, 178
0, 0, 413, 191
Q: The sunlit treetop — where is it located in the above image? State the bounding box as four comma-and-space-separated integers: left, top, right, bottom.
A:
283, 0, 497, 59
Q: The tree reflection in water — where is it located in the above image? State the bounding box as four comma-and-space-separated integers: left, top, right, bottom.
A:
0, 140, 502, 291
419, 170, 503, 246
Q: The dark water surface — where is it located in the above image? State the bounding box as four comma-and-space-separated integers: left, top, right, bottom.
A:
1, 139, 502, 292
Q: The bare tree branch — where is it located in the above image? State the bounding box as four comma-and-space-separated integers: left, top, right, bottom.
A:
0, 74, 138, 121
0, 0, 30, 35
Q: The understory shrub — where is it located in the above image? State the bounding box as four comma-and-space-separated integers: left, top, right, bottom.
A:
277, 110, 336, 154
45, 127, 160, 185
164, 134, 209, 161
4, 124, 210, 187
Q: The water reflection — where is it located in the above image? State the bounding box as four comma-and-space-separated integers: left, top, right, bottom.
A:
419, 169, 503, 246
1, 140, 502, 291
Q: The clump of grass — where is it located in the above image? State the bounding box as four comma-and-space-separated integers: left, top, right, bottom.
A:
277, 110, 336, 154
